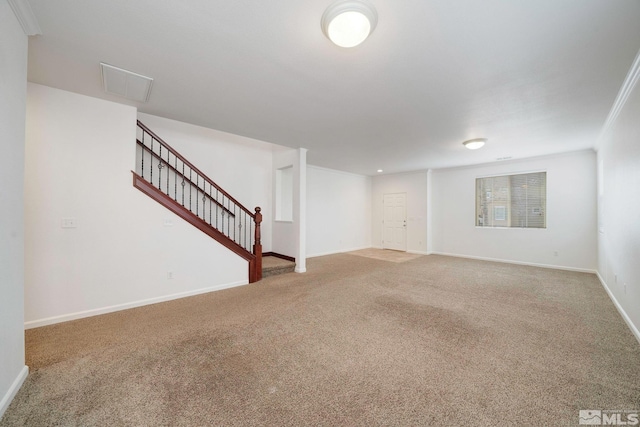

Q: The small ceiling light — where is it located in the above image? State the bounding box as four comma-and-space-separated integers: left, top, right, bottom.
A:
377, 169, 383, 173
463, 138, 487, 150
321, 0, 378, 48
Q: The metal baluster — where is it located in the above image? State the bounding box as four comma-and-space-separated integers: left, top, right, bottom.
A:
221, 198, 225, 234
189, 168, 192, 212
150, 137, 153, 184
196, 175, 199, 217
202, 186, 206, 220
227, 199, 231, 238
181, 163, 185, 206
166, 150, 170, 195
174, 155, 177, 201
216, 189, 219, 229
209, 183, 212, 225
158, 144, 162, 190
238, 211, 242, 248
233, 205, 236, 242
141, 129, 145, 178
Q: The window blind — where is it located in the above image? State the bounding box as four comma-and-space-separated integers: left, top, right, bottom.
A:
476, 172, 546, 228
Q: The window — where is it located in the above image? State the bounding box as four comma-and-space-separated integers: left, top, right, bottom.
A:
476, 172, 546, 228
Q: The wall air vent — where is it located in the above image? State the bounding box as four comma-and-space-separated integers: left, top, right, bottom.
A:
100, 63, 153, 103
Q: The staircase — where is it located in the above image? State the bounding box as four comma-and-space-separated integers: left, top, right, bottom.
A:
132, 120, 263, 282
262, 255, 296, 278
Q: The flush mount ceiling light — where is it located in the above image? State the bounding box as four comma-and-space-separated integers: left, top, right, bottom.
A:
321, 0, 378, 48
463, 138, 487, 150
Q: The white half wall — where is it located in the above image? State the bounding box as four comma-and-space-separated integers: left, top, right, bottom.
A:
372, 171, 429, 254
307, 165, 372, 257
24, 85, 269, 327
431, 150, 597, 271
0, 1, 28, 418
597, 50, 640, 341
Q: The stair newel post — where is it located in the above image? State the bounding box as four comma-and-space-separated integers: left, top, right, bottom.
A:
253, 207, 263, 282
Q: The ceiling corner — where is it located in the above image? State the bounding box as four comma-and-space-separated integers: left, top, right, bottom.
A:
7, 0, 41, 36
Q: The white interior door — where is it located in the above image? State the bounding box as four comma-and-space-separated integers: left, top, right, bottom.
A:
383, 193, 407, 251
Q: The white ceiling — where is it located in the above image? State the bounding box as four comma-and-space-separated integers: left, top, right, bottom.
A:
26, 0, 640, 175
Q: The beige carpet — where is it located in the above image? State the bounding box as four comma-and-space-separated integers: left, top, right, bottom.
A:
262, 256, 295, 278
2, 254, 639, 426
348, 248, 424, 263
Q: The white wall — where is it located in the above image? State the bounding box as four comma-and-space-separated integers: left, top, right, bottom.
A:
372, 171, 429, 254
24, 85, 272, 327
307, 166, 372, 257
275, 166, 293, 221
272, 149, 298, 258
271, 148, 307, 271
137, 113, 273, 252
431, 150, 597, 271
0, 2, 29, 418
597, 53, 640, 340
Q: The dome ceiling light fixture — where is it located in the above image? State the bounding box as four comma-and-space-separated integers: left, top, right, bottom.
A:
463, 138, 487, 150
321, 0, 378, 48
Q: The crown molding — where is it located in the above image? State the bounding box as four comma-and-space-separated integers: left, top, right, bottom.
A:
7, 0, 41, 36
597, 48, 640, 147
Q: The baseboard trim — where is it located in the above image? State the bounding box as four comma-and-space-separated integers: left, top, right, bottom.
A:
263, 252, 295, 262
596, 272, 640, 345
307, 245, 372, 259
24, 280, 248, 329
0, 365, 28, 419
372, 246, 428, 255
430, 252, 597, 274
407, 250, 429, 255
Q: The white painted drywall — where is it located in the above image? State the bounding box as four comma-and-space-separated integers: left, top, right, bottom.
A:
275, 166, 293, 221
307, 166, 372, 257
597, 60, 640, 340
431, 150, 597, 271
271, 148, 307, 271
0, 2, 29, 418
24, 85, 272, 327
272, 149, 298, 258
372, 171, 429, 254
296, 149, 307, 273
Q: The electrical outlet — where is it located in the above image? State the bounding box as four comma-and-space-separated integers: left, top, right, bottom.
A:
624, 283, 627, 294
615, 274, 618, 284
61, 218, 78, 228
553, 251, 558, 257
167, 271, 174, 279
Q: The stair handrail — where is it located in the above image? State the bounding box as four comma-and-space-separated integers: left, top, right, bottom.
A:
135, 120, 263, 282
136, 141, 236, 218
137, 120, 255, 219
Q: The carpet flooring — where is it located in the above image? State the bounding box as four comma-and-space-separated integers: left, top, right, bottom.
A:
262, 256, 296, 278
348, 248, 424, 263
2, 254, 639, 426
